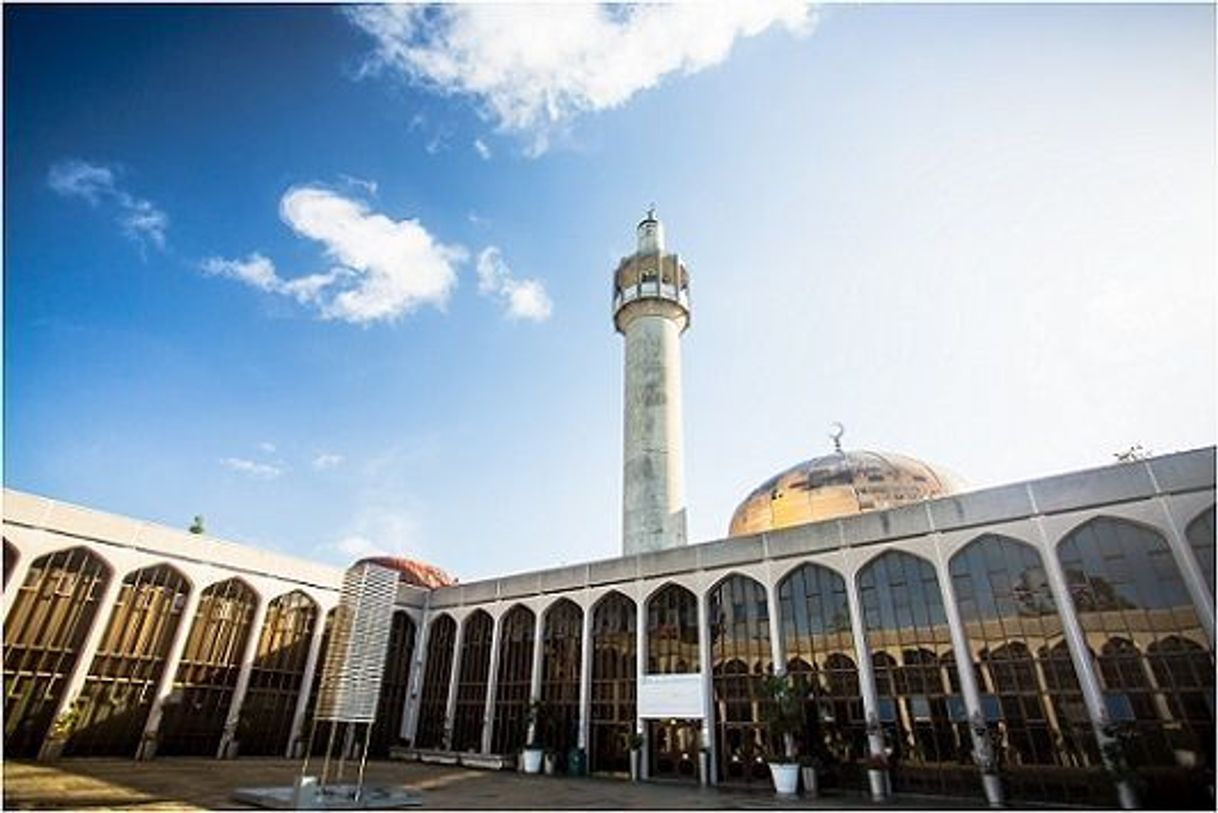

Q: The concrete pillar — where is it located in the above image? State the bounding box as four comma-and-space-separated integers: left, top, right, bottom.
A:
696, 585, 716, 786
286, 605, 330, 758
526, 608, 545, 744
442, 615, 465, 750
577, 601, 593, 751
481, 611, 503, 754
935, 549, 1004, 806
1031, 513, 1134, 803
1, 553, 34, 621
635, 589, 649, 780
402, 614, 428, 743
37, 573, 124, 760
218, 594, 270, 759
139, 586, 203, 759
844, 561, 884, 758
766, 580, 785, 675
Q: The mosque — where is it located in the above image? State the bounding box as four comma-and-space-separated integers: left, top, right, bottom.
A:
2, 213, 1214, 808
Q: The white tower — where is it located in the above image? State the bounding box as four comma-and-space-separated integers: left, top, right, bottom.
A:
613, 208, 691, 555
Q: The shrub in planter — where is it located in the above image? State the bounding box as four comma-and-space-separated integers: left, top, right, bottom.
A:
760, 673, 807, 796
799, 755, 824, 798
521, 700, 548, 774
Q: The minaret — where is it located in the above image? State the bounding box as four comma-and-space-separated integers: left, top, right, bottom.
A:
613, 208, 691, 556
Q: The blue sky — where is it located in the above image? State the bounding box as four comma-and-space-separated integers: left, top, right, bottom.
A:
5, 3, 1214, 581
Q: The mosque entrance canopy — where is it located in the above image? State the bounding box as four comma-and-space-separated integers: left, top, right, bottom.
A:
638, 673, 704, 719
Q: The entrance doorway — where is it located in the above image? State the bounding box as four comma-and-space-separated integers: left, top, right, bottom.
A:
647, 719, 700, 782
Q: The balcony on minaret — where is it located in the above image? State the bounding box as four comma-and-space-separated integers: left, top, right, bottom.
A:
612, 212, 691, 333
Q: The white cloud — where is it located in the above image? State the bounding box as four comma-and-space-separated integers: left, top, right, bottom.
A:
47, 159, 169, 249
201, 187, 465, 325
313, 452, 344, 470
220, 457, 284, 480
476, 246, 553, 322
257, 441, 277, 453
473, 138, 492, 160
339, 174, 379, 196
280, 186, 465, 324
347, 2, 814, 153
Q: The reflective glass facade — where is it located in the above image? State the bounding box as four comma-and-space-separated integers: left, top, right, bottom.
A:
452, 610, 493, 752
541, 599, 582, 764
414, 613, 456, 749
370, 611, 416, 758
1186, 505, 1214, 598
708, 574, 772, 786
237, 590, 318, 757
1058, 517, 1215, 808
647, 584, 698, 674
3, 547, 110, 757
590, 591, 635, 775
67, 565, 190, 757
491, 605, 534, 754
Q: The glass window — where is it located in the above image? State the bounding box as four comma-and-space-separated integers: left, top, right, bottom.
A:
1185, 506, 1215, 599
709, 574, 772, 787
414, 614, 456, 749
858, 550, 967, 797
647, 584, 698, 674
3, 548, 111, 758
1059, 517, 1215, 806
370, 611, 416, 758
590, 591, 636, 775
541, 600, 583, 766
451, 611, 493, 752
951, 534, 1098, 803
491, 605, 535, 755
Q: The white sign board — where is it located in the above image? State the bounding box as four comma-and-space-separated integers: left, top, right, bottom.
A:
638, 673, 705, 719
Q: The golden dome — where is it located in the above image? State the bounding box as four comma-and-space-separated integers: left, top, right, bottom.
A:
356, 556, 457, 589
728, 448, 964, 537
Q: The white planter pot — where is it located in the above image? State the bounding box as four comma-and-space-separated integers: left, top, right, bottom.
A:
868, 768, 887, 800
544, 753, 558, 775
522, 747, 544, 774
630, 750, 640, 781
801, 767, 818, 798
769, 762, 799, 796
982, 773, 1004, 808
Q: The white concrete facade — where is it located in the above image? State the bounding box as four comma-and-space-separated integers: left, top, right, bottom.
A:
3, 446, 1214, 805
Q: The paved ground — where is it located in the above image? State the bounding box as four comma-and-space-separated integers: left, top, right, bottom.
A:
3, 759, 984, 810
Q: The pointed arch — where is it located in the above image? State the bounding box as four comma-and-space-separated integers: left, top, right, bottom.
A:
452, 609, 493, 752
233, 589, 320, 756
65, 563, 192, 757
949, 533, 1096, 798
589, 590, 636, 775
156, 576, 258, 756
706, 572, 771, 787
3, 537, 17, 588
542, 598, 583, 765
646, 582, 698, 675
414, 612, 457, 749
1058, 516, 1214, 797
370, 610, 417, 757
3, 546, 111, 757
490, 604, 535, 754
856, 548, 962, 797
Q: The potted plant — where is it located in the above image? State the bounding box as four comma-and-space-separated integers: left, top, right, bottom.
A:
760, 673, 804, 797
626, 731, 645, 781
799, 754, 824, 799
521, 700, 546, 774
1099, 721, 1141, 810
544, 747, 558, 775
41, 700, 84, 761
861, 752, 890, 801
970, 711, 1004, 808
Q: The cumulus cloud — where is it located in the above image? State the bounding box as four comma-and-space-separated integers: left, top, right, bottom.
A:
347, 2, 814, 153
473, 138, 492, 160
47, 159, 169, 249
220, 457, 284, 480
201, 187, 465, 325
476, 246, 553, 322
280, 186, 465, 323
313, 452, 344, 470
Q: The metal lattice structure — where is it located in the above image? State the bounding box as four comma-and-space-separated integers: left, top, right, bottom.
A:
314, 563, 398, 723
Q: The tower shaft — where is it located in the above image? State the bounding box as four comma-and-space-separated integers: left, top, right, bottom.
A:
613, 211, 690, 556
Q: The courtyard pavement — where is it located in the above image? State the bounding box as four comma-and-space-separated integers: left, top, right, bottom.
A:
3, 758, 984, 810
